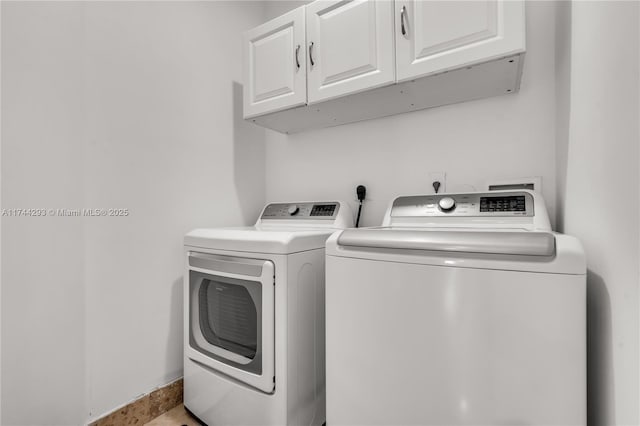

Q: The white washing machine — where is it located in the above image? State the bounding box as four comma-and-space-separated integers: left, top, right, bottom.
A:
183, 201, 353, 426
326, 190, 586, 426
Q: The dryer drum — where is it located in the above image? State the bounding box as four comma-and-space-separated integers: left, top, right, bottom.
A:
198, 280, 258, 359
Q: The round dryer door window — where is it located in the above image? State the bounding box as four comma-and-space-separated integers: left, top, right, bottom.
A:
193, 273, 262, 372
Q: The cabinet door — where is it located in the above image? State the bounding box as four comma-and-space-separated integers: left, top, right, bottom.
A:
306, 0, 395, 104
243, 7, 306, 119
395, 0, 525, 82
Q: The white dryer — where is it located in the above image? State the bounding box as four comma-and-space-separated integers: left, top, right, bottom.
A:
184, 201, 353, 426
326, 190, 586, 426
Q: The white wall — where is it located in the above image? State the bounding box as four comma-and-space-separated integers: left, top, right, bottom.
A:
82, 3, 265, 421
1, 2, 266, 424
2, 4, 87, 424
263, 1, 558, 228
555, 2, 640, 425
0, 2, 3, 421
264, 0, 310, 20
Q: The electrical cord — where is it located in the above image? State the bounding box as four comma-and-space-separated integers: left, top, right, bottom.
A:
355, 185, 366, 228
356, 202, 363, 228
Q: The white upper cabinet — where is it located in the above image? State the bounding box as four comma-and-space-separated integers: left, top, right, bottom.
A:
243, 7, 306, 118
243, 0, 526, 133
306, 0, 395, 104
395, 0, 525, 82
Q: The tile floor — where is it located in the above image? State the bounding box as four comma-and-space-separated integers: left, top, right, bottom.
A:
144, 404, 202, 426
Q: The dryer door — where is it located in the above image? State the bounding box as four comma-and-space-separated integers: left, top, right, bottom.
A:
187, 252, 275, 393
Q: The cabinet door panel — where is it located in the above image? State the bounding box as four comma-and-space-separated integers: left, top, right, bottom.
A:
243, 8, 306, 118
396, 0, 524, 82
307, 0, 395, 104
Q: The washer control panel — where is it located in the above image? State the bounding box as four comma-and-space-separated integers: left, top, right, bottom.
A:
391, 192, 534, 218
261, 202, 340, 220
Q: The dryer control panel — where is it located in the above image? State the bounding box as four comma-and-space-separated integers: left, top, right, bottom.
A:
261, 202, 340, 220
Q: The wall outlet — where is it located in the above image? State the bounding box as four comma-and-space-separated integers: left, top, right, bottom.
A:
428, 172, 446, 194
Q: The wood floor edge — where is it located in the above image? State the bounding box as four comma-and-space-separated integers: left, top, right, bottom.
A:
88, 378, 184, 426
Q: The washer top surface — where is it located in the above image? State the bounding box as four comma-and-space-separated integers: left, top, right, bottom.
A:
326, 191, 585, 275
185, 201, 353, 254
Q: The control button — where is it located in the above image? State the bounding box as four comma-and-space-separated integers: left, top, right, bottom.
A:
288, 205, 300, 216
438, 197, 456, 212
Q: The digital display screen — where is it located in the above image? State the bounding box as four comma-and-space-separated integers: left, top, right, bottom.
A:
480, 196, 526, 212
310, 204, 336, 217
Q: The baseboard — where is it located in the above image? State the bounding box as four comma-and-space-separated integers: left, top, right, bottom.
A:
88, 378, 183, 426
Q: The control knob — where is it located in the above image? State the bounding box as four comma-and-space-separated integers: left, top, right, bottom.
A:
288, 205, 300, 216
438, 197, 456, 212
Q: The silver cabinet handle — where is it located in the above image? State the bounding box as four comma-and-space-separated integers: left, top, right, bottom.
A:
295, 44, 301, 69
400, 5, 407, 36
309, 41, 315, 66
